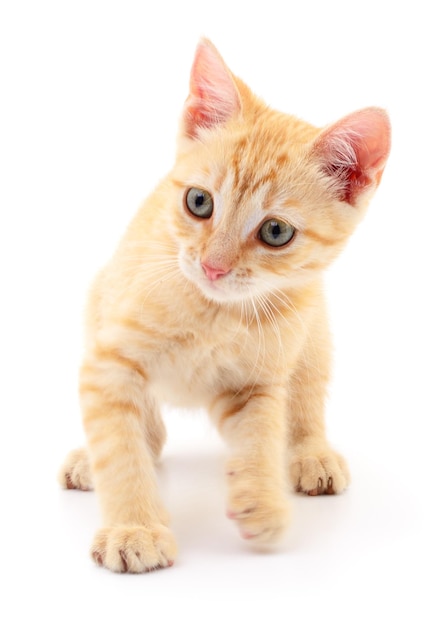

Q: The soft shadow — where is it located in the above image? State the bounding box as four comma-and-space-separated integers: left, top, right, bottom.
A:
158, 447, 236, 551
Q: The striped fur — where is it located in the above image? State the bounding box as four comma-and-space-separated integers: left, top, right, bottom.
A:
59, 39, 390, 573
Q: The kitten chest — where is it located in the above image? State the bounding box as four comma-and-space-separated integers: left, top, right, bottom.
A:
147, 330, 248, 409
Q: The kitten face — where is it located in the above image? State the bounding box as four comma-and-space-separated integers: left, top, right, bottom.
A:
171, 125, 356, 305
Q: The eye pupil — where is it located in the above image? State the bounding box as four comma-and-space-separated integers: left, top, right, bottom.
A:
272, 223, 281, 238
259, 219, 295, 247
195, 193, 204, 206
185, 187, 214, 219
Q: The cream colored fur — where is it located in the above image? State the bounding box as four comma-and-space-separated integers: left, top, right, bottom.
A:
59, 39, 390, 573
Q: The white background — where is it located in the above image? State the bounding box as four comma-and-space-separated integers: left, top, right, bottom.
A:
1, 1, 438, 624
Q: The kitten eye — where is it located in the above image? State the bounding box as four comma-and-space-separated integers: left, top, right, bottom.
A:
185, 187, 214, 219
258, 219, 295, 247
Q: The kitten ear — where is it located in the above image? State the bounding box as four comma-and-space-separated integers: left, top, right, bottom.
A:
183, 38, 242, 139
312, 107, 391, 205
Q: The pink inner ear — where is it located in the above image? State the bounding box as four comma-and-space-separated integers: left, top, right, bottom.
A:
183, 39, 241, 138
315, 108, 391, 204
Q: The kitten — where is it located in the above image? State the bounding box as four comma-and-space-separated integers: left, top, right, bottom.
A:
59, 38, 390, 573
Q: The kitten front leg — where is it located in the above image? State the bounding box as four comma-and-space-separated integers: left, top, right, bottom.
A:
287, 320, 350, 496
211, 385, 291, 544
59, 392, 167, 493
80, 349, 176, 573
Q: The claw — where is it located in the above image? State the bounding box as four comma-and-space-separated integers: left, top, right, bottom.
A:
327, 476, 335, 495
119, 550, 128, 573
307, 477, 324, 496
92, 551, 103, 566
65, 474, 75, 489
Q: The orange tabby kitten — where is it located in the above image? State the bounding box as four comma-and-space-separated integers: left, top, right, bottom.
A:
59, 39, 391, 573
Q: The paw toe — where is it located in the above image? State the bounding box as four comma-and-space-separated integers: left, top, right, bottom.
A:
290, 447, 350, 496
58, 448, 93, 491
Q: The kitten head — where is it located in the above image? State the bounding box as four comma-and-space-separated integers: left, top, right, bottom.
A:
170, 39, 390, 304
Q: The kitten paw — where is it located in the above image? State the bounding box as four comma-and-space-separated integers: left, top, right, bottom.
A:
290, 444, 350, 495
91, 524, 177, 573
226, 460, 291, 544
58, 447, 93, 491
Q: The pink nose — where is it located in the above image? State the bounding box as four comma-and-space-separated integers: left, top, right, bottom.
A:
201, 262, 230, 282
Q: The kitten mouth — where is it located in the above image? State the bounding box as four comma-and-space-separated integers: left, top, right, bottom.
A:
179, 255, 252, 303
198, 270, 250, 303
199, 275, 238, 302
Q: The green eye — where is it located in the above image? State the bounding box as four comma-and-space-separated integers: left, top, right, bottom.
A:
185, 187, 214, 219
259, 219, 295, 247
